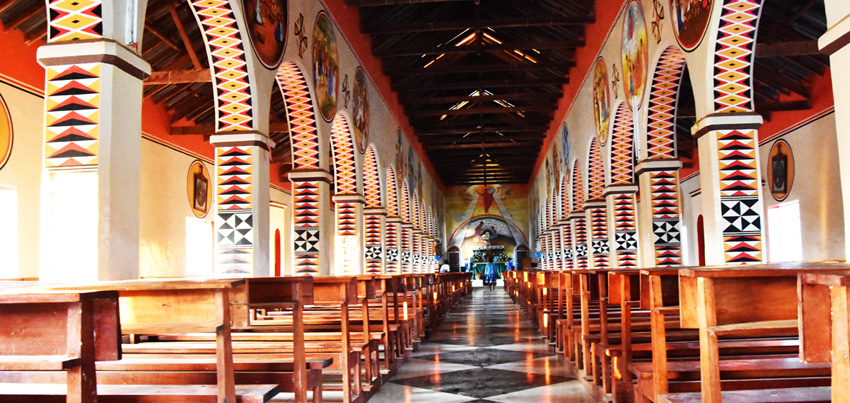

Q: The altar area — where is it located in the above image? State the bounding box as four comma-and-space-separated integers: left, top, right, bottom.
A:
465, 245, 512, 279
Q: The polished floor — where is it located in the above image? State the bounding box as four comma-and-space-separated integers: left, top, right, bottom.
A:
368, 283, 594, 403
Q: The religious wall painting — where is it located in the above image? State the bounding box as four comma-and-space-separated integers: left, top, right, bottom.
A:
243, 0, 287, 69
767, 140, 794, 202
622, 0, 649, 109
592, 58, 611, 144
352, 66, 369, 154
560, 125, 571, 182
311, 11, 339, 122
0, 93, 11, 171
188, 160, 212, 218
395, 128, 406, 182
670, 0, 714, 52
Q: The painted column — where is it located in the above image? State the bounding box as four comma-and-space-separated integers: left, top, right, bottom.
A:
570, 212, 589, 270
364, 208, 386, 274
412, 229, 422, 273
385, 216, 401, 274
400, 224, 412, 273
333, 193, 365, 275
37, 4, 150, 282
820, 3, 850, 259
636, 159, 683, 267
605, 185, 639, 268
585, 200, 610, 269
693, 113, 765, 265
289, 169, 332, 276
211, 132, 271, 276
560, 221, 574, 270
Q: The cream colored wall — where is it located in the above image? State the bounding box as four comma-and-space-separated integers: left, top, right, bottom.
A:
270, 187, 292, 275
0, 82, 42, 279
679, 174, 702, 266
759, 113, 845, 262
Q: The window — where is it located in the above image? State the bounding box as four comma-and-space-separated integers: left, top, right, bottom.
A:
185, 217, 213, 276
0, 185, 16, 278
768, 200, 803, 262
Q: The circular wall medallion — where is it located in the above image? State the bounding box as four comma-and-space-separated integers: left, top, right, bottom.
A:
621, 0, 649, 109
187, 160, 213, 218
312, 11, 339, 122
0, 93, 11, 171
767, 139, 794, 202
669, 0, 714, 52
352, 67, 369, 153
243, 0, 287, 69
592, 58, 611, 144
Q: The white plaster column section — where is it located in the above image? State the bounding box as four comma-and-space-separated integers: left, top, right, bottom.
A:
584, 199, 610, 269
209, 131, 271, 276
604, 184, 640, 269
37, 39, 150, 282
635, 159, 684, 268
333, 193, 366, 275
693, 113, 765, 265
364, 207, 386, 274
288, 168, 333, 276
820, 10, 850, 260
569, 211, 588, 270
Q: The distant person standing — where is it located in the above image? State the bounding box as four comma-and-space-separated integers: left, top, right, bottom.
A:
484, 257, 497, 291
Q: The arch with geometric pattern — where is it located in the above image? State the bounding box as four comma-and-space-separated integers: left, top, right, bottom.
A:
363, 146, 384, 274
570, 159, 588, 269
384, 166, 401, 273
587, 137, 609, 268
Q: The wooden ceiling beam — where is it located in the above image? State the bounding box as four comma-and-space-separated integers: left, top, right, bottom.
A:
376, 40, 584, 57
5, 3, 43, 31
413, 115, 552, 128
168, 1, 203, 70
425, 140, 537, 150
387, 60, 574, 76
171, 122, 290, 135
144, 22, 183, 51
416, 125, 548, 136
420, 135, 544, 145
407, 105, 553, 117
144, 69, 212, 85
402, 92, 560, 105
345, 0, 471, 7
363, 16, 594, 34
755, 40, 820, 58
395, 76, 568, 92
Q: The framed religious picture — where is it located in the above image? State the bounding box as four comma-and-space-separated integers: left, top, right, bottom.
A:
767, 139, 794, 201
187, 160, 212, 218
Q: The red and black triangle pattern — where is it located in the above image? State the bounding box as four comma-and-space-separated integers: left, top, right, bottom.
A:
400, 227, 411, 274
717, 128, 763, 264
589, 207, 610, 269
647, 47, 686, 159
650, 169, 683, 267
365, 213, 383, 274
613, 193, 638, 268
45, 64, 100, 168
561, 223, 574, 270
399, 182, 411, 224
713, 0, 762, 113
560, 177, 571, 221
47, 0, 102, 42
385, 221, 400, 274
216, 146, 252, 211
336, 202, 357, 236
572, 216, 588, 270
412, 232, 421, 273
278, 63, 320, 170
293, 181, 321, 275
386, 166, 399, 217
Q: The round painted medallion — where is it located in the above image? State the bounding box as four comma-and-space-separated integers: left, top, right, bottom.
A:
312, 11, 339, 122
0, 93, 11, 171
352, 67, 369, 154
187, 160, 213, 218
621, 0, 649, 109
243, 0, 287, 69
767, 139, 794, 202
592, 58, 611, 144
669, 0, 714, 52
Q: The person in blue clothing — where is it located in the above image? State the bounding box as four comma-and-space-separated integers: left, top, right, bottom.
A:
484, 257, 497, 291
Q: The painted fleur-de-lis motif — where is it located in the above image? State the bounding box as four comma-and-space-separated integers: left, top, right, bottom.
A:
651, 0, 665, 44
294, 13, 308, 58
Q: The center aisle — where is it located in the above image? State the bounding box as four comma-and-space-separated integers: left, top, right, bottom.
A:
369, 284, 594, 403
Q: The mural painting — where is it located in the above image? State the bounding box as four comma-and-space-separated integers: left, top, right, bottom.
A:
0, 93, 11, 171
592, 58, 611, 144
187, 160, 212, 218
311, 11, 339, 121
622, 0, 649, 109
352, 67, 369, 153
767, 139, 794, 201
670, 0, 714, 51
243, 0, 287, 69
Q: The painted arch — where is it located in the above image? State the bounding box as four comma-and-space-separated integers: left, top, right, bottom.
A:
610, 103, 635, 185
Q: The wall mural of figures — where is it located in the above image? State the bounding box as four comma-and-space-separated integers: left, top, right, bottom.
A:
622, 0, 649, 109
352, 67, 369, 153
0, 93, 11, 171
592, 58, 611, 144
670, 0, 714, 51
311, 11, 339, 122
243, 0, 287, 69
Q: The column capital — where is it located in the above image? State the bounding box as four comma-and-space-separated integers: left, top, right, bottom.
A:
364, 208, 387, 216
583, 199, 607, 210
569, 211, 585, 220
692, 112, 762, 139
210, 131, 271, 148
635, 158, 683, 176
387, 216, 402, 223
332, 193, 366, 204
288, 168, 333, 183
604, 184, 639, 197
401, 222, 414, 229
37, 38, 151, 80
820, 14, 850, 55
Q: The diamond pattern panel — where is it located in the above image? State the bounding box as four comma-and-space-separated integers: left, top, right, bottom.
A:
399, 182, 411, 223
44, 63, 100, 168
277, 63, 320, 169
386, 167, 399, 217
647, 47, 686, 159
713, 0, 761, 113
610, 103, 634, 185
588, 138, 605, 200
48, 0, 102, 42
364, 147, 382, 209
572, 160, 585, 211
190, 0, 253, 131
331, 116, 358, 194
